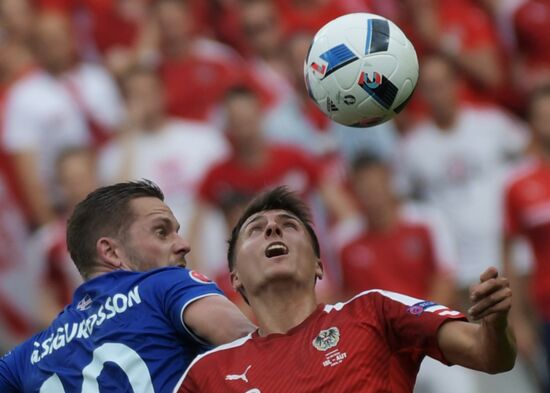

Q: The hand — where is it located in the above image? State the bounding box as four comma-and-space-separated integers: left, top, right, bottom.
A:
468, 267, 512, 328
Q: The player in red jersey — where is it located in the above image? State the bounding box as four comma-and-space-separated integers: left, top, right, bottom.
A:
503, 85, 550, 391
176, 187, 516, 392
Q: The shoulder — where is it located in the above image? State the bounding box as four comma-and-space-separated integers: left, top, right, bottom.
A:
271, 144, 311, 157
324, 289, 442, 316
400, 203, 443, 229
164, 119, 226, 142
504, 158, 540, 191
176, 333, 254, 383
401, 122, 438, 150
190, 38, 243, 65
140, 267, 217, 287
76, 63, 114, 81
5, 71, 49, 103
1, 329, 44, 378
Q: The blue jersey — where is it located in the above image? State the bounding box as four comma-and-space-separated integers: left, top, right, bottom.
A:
0, 267, 223, 392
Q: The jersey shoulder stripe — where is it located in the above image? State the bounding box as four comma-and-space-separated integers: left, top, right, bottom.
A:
172, 333, 254, 393
323, 289, 449, 314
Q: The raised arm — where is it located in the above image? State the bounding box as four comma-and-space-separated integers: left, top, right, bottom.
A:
183, 295, 256, 346
436, 267, 516, 373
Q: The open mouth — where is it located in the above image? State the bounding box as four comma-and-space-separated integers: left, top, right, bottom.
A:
265, 241, 289, 258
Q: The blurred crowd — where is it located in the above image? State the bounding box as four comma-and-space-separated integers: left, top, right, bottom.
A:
0, 0, 549, 391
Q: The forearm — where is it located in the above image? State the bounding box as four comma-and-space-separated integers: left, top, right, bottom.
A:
439, 267, 516, 373
476, 320, 516, 373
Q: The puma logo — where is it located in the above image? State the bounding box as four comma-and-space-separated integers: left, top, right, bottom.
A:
225, 365, 252, 383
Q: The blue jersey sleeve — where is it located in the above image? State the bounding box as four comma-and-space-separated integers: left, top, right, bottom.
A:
153, 267, 224, 344
0, 350, 22, 393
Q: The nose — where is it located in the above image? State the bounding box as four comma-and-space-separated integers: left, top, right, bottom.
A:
264, 220, 282, 238
173, 234, 190, 260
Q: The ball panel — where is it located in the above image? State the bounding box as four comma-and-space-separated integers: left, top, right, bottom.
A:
305, 12, 418, 127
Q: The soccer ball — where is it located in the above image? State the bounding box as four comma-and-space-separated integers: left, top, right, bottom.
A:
304, 13, 419, 127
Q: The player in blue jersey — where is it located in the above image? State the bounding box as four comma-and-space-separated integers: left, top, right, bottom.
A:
0, 180, 254, 392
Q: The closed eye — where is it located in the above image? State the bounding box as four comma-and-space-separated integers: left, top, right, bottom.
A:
247, 224, 263, 235
283, 221, 298, 230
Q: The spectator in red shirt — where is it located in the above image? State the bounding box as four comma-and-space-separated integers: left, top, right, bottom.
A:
275, 0, 353, 35
188, 85, 356, 276
239, 0, 293, 107
513, 0, 550, 95
37, 0, 150, 66
503, 85, 550, 391
339, 152, 457, 306
141, 0, 267, 123
398, 0, 506, 108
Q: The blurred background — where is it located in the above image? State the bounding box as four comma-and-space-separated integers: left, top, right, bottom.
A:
0, 0, 549, 392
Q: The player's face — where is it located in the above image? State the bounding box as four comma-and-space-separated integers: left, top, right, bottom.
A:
231, 209, 323, 298
120, 197, 190, 271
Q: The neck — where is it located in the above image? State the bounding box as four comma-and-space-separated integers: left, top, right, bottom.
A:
236, 142, 267, 166
433, 109, 457, 131
249, 283, 318, 336
142, 115, 166, 132
164, 40, 191, 60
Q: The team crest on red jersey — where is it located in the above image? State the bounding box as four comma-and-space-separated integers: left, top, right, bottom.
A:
312, 327, 340, 351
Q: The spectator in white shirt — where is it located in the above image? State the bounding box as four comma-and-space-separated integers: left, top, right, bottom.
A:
398, 54, 527, 292
98, 65, 229, 242
2, 12, 123, 227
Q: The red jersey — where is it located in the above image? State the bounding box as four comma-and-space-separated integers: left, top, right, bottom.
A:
397, 0, 502, 111
199, 145, 320, 206
514, 0, 550, 71
177, 290, 465, 392
38, 0, 144, 54
159, 42, 272, 121
339, 205, 455, 300
504, 158, 550, 319
275, 0, 351, 35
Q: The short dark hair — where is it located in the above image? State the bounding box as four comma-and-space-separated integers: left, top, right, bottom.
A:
351, 150, 387, 173
227, 186, 320, 271
66, 180, 164, 279
223, 85, 258, 104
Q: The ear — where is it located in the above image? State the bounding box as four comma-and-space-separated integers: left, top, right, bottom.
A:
315, 258, 324, 281
230, 269, 250, 304
96, 237, 127, 270
230, 269, 244, 293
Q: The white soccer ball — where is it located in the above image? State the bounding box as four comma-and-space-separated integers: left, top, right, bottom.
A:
304, 13, 419, 127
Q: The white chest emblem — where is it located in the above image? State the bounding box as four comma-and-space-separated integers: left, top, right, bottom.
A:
312, 327, 340, 351
225, 365, 252, 383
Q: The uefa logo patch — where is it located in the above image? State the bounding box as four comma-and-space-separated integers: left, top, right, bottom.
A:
189, 270, 213, 284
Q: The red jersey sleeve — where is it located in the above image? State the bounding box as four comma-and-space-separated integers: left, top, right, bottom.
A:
370, 290, 466, 365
